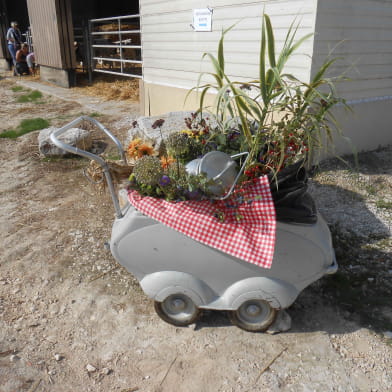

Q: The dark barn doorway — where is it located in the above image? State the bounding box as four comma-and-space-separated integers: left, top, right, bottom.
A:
71, 0, 139, 26
0, 0, 29, 66
70, 0, 140, 83
3, 0, 29, 30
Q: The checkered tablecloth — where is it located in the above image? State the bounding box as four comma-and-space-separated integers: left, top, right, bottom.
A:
128, 176, 276, 268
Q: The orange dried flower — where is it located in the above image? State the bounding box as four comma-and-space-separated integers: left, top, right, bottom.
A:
137, 143, 155, 157
160, 155, 175, 169
128, 138, 155, 160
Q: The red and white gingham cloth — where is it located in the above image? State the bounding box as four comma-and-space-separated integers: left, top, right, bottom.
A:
128, 176, 276, 268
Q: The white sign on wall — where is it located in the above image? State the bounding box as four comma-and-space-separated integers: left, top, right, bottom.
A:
193, 8, 213, 32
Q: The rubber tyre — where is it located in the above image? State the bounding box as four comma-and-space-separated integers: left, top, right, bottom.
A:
228, 299, 277, 332
154, 294, 201, 327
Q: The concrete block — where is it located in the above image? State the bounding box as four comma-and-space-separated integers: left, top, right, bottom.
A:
39, 66, 76, 88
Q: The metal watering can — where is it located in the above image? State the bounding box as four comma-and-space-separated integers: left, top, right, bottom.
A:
185, 151, 250, 199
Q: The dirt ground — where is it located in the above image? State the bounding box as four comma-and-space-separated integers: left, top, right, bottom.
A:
0, 74, 391, 392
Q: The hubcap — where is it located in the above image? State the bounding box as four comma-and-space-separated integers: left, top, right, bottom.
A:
238, 300, 271, 325
160, 294, 198, 323
228, 299, 277, 332
172, 298, 186, 311
246, 304, 261, 317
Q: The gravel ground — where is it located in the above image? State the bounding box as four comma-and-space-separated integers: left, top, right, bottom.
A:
308, 147, 392, 333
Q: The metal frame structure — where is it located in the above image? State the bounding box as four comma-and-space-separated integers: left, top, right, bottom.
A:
50, 116, 127, 218
23, 26, 33, 52
89, 14, 142, 79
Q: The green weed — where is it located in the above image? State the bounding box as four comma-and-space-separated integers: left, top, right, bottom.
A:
376, 200, 392, 209
105, 153, 122, 161
16, 90, 43, 103
41, 156, 80, 163
0, 118, 50, 139
0, 130, 18, 138
365, 185, 378, 195
11, 85, 24, 92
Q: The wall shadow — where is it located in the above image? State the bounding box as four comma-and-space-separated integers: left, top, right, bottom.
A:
288, 147, 391, 335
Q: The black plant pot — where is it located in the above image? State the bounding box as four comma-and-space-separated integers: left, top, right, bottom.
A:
268, 160, 317, 224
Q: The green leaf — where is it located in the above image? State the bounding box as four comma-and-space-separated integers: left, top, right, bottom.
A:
216, 133, 227, 145
264, 14, 276, 68
311, 57, 338, 85
259, 13, 267, 104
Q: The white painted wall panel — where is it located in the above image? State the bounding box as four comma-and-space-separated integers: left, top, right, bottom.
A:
141, 0, 315, 15
140, 0, 317, 89
312, 0, 392, 101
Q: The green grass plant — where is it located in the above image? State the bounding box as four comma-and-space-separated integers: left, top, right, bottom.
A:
365, 184, 378, 195
16, 89, 43, 103
375, 200, 392, 209
11, 85, 24, 92
0, 118, 50, 139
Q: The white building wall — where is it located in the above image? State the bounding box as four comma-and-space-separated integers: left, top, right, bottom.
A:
312, 0, 392, 101
312, 0, 392, 153
140, 0, 318, 91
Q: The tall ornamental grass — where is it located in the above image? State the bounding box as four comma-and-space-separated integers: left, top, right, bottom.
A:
188, 14, 349, 175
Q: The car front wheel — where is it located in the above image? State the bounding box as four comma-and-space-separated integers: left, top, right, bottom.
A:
154, 293, 201, 326
228, 299, 277, 332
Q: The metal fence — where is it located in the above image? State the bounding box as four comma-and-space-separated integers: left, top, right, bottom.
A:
23, 27, 33, 53
88, 14, 142, 79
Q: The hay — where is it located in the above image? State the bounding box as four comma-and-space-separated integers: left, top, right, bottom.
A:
72, 77, 139, 102
94, 23, 139, 32
85, 159, 133, 191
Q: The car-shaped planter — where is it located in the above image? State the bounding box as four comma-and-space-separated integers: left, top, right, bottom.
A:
51, 116, 337, 332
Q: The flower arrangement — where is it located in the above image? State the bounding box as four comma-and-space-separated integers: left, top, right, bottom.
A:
127, 14, 348, 202
128, 116, 223, 201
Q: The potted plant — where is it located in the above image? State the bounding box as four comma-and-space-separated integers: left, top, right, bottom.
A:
127, 14, 349, 205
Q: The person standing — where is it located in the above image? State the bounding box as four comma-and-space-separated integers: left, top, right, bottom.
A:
6, 21, 23, 74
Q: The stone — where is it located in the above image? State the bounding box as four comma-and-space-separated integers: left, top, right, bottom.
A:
54, 354, 62, 361
10, 354, 20, 362
266, 310, 292, 334
38, 127, 92, 157
86, 364, 97, 373
101, 367, 111, 375
127, 111, 217, 145
383, 331, 392, 339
